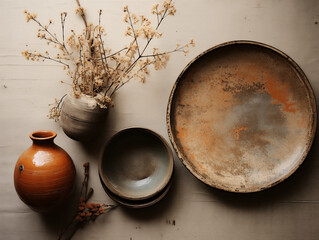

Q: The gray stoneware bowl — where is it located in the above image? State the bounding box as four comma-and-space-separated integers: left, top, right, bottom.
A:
99, 128, 174, 201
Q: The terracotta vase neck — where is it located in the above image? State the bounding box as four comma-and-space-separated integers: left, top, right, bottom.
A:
30, 131, 57, 146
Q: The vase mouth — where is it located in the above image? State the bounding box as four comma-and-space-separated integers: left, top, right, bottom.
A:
30, 131, 57, 141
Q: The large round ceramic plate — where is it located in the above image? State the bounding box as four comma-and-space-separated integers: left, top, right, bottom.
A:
167, 41, 317, 193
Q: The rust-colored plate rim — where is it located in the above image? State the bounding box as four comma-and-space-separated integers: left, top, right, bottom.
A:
166, 40, 317, 193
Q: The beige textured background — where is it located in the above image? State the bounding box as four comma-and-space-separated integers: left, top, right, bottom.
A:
1, 0, 319, 239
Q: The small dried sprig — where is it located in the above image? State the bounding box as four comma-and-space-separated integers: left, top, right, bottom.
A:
22, 0, 194, 118
58, 162, 116, 240
47, 94, 66, 121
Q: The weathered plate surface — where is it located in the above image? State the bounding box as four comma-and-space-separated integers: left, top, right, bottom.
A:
167, 41, 317, 192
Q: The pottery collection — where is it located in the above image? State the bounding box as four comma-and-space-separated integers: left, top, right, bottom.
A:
14, 131, 76, 212
13, 41, 317, 211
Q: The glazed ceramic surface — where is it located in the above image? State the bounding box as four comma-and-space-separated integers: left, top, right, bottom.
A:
99, 128, 174, 200
14, 131, 76, 211
167, 41, 317, 193
60, 93, 108, 141
99, 174, 172, 208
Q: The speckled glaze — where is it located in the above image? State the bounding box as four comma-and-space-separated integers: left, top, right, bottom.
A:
14, 131, 76, 212
99, 128, 174, 201
60, 93, 108, 141
167, 41, 317, 193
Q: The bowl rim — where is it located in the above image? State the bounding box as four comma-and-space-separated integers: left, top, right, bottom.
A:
99, 127, 174, 201
99, 172, 173, 208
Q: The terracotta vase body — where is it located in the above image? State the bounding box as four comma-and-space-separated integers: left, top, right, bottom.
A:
14, 131, 76, 212
60, 93, 108, 141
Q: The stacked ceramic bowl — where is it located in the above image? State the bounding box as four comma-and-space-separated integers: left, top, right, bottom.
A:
99, 128, 174, 208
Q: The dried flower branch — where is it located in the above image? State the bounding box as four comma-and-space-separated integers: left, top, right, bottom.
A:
22, 0, 194, 118
48, 94, 67, 121
58, 162, 116, 240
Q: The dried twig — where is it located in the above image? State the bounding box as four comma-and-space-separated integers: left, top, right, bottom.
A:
57, 163, 116, 240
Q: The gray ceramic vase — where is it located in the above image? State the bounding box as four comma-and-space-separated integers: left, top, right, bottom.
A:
60, 93, 108, 141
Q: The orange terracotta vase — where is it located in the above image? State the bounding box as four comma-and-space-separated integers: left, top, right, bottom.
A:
14, 131, 76, 212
